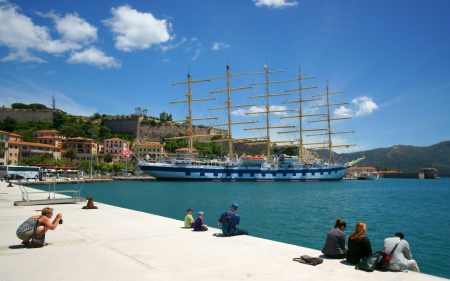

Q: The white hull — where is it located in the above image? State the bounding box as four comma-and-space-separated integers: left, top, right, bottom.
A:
139, 162, 348, 181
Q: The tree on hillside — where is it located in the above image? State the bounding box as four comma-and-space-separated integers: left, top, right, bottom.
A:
104, 153, 113, 163
11, 103, 29, 109
1, 116, 17, 132
66, 148, 77, 163
159, 111, 172, 123
134, 107, 148, 116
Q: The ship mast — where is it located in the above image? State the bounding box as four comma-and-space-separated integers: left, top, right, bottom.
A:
278, 66, 325, 161
208, 65, 257, 159
169, 74, 218, 158
246, 65, 294, 159
308, 81, 355, 164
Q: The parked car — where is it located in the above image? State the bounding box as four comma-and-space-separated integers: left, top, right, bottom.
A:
7, 174, 25, 180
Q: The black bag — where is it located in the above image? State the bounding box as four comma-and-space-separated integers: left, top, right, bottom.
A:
355, 253, 380, 272
29, 216, 45, 248
376, 238, 401, 270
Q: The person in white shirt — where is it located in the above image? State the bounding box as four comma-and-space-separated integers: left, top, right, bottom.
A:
383, 232, 420, 272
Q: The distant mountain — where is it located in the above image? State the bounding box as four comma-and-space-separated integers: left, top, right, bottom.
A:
314, 141, 450, 177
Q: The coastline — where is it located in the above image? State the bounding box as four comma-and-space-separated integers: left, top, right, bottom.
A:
1, 181, 446, 281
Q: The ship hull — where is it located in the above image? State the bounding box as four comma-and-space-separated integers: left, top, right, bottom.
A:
138, 163, 348, 181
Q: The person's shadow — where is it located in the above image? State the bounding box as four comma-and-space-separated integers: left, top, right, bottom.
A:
9, 244, 28, 249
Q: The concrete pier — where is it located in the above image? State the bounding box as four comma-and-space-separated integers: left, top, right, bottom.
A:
0, 182, 446, 281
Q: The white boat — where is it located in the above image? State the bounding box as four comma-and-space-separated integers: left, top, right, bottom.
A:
139, 65, 362, 181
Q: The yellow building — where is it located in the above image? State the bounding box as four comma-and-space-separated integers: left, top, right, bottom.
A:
7, 140, 62, 165
33, 130, 66, 147
133, 142, 164, 160
61, 137, 98, 165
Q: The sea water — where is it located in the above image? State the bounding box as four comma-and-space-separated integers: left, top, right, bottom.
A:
36, 178, 450, 279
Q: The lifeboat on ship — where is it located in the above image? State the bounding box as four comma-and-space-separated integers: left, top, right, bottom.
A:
241, 155, 267, 166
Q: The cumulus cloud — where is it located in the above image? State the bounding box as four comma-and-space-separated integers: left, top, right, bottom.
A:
352, 96, 378, 116
254, 0, 298, 9
52, 13, 97, 44
103, 5, 172, 52
232, 105, 289, 116
0, 2, 82, 62
212, 42, 229, 51
334, 106, 352, 118
67, 46, 121, 68
0, 1, 120, 68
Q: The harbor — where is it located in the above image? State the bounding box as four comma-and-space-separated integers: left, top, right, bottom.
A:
1, 180, 446, 281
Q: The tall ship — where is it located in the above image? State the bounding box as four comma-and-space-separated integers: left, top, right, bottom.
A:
138, 65, 363, 181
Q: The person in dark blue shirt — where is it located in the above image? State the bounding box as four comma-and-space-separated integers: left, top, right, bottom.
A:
193, 212, 208, 231
217, 203, 249, 236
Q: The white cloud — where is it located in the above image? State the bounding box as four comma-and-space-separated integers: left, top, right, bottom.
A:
352, 96, 378, 117
0, 2, 120, 69
52, 13, 98, 44
0, 2, 83, 62
103, 5, 172, 52
160, 37, 186, 52
68, 47, 121, 69
212, 42, 229, 51
334, 106, 352, 118
254, 0, 298, 9
232, 105, 289, 116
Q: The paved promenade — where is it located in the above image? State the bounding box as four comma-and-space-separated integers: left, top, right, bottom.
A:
0, 181, 445, 281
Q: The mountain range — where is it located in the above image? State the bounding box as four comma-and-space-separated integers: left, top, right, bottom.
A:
314, 141, 450, 177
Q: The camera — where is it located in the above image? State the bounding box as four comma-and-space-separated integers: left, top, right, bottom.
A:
59, 219, 63, 224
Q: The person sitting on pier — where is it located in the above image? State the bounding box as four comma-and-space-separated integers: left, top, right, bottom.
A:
346, 222, 372, 264
322, 218, 347, 259
193, 212, 208, 231
184, 208, 194, 228
16, 207, 63, 246
383, 232, 420, 272
217, 203, 249, 236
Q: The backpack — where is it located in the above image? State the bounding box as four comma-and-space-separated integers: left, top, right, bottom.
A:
221, 210, 236, 236
376, 250, 391, 270
376, 238, 402, 270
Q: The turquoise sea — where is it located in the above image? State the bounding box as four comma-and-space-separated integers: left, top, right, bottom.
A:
36, 178, 450, 279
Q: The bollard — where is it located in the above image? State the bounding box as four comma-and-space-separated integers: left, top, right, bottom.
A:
82, 196, 98, 209
7, 181, 13, 187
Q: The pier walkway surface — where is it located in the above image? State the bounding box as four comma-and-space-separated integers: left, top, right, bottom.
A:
0, 181, 446, 281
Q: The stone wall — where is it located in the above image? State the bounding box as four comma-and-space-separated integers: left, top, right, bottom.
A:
103, 116, 227, 142
137, 124, 226, 142
0, 108, 54, 122
103, 116, 142, 137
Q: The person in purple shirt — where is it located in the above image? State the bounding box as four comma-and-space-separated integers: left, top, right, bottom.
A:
193, 212, 208, 231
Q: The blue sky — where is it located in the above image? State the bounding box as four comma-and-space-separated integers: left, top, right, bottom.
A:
0, 0, 449, 153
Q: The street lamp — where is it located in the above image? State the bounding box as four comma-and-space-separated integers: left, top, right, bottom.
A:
90, 130, 94, 179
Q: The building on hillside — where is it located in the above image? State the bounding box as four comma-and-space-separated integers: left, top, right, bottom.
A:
0, 130, 9, 165
61, 137, 98, 165
103, 138, 130, 163
33, 130, 66, 147
7, 140, 62, 165
8, 133, 22, 141
344, 166, 378, 180
133, 142, 164, 160
175, 147, 199, 158
420, 168, 438, 179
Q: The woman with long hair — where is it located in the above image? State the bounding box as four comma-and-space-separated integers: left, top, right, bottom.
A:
346, 222, 372, 264
322, 218, 347, 259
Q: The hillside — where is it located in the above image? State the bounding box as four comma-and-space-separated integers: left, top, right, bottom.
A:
314, 141, 450, 177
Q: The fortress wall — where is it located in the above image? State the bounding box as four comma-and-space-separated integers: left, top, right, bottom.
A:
137, 124, 227, 142
103, 116, 142, 137
0, 108, 54, 122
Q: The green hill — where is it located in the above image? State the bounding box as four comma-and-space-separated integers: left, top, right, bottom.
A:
314, 141, 450, 177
